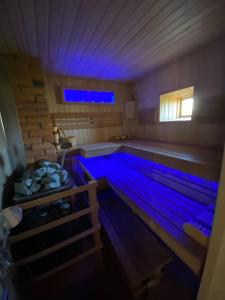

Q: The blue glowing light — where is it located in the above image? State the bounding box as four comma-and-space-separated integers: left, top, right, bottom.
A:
77, 152, 218, 230
64, 89, 115, 104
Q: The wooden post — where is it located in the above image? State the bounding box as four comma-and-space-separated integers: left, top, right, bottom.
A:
88, 187, 103, 269
197, 146, 225, 300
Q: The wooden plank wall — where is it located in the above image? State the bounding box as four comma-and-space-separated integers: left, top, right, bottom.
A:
133, 37, 225, 148
45, 75, 131, 145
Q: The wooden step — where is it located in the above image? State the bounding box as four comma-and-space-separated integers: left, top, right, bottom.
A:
99, 191, 172, 297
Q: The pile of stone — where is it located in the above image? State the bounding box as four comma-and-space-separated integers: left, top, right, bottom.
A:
14, 160, 69, 201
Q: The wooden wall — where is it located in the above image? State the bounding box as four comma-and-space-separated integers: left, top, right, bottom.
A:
133, 37, 225, 148
45, 75, 131, 145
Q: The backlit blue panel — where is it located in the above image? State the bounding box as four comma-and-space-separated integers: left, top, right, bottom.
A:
64, 89, 115, 104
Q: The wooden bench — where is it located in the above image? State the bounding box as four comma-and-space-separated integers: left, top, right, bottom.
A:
119, 139, 222, 181
79, 152, 218, 275
98, 190, 172, 298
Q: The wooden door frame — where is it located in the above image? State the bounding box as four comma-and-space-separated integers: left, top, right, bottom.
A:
197, 143, 225, 300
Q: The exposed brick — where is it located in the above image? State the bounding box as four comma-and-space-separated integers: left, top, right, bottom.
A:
20, 87, 45, 95
24, 144, 32, 151
23, 137, 42, 144
29, 64, 42, 73
35, 95, 46, 102
33, 155, 51, 162
6, 54, 54, 164
26, 149, 44, 157
42, 134, 54, 142
29, 72, 44, 80
45, 148, 56, 155
19, 117, 26, 124
13, 86, 20, 94
15, 94, 35, 102
22, 130, 29, 138
13, 79, 33, 86
8, 71, 31, 80
17, 109, 38, 117
10, 71, 43, 81
41, 123, 52, 129
32, 143, 53, 150
29, 129, 52, 137
45, 154, 57, 162
27, 157, 35, 164
26, 117, 49, 123
37, 110, 50, 116
21, 124, 40, 130
15, 56, 41, 65
8, 64, 30, 73
16, 102, 48, 110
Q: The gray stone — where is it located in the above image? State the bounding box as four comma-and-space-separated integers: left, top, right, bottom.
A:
46, 167, 56, 175
22, 169, 32, 179
44, 181, 61, 190
31, 175, 41, 182
41, 173, 60, 185
38, 160, 51, 168
29, 182, 41, 194
14, 182, 32, 196
56, 170, 68, 183
50, 163, 61, 170
22, 178, 32, 188
34, 167, 47, 177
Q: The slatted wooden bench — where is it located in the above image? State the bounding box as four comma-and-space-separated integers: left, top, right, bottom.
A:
98, 190, 172, 298
79, 152, 218, 276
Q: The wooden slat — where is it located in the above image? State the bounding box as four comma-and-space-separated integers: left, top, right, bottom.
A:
79, 153, 210, 274
138, 108, 157, 125
113, 154, 216, 204
100, 196, 172, 278
1, 1, 225, 80
24, 245, 102, 286
15, 225, 100, 266
10, 207, 92, 243
114, 153, 217, 195
16, 181, 97, 210
121, 142, 221, 181
100, 209, 142, 287
109, 181, 205, 275
51, 112, 123, 118
51, 112, 123, 130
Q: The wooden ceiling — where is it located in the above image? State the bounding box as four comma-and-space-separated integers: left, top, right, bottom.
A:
0, 0, 225, 81
162, 86, 194, 99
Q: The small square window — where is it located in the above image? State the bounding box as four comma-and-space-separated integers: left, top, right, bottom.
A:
159, 86, 194, 122
180, 97, 193, 117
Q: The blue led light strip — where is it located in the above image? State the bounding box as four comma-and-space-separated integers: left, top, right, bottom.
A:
64, 89, 115, 104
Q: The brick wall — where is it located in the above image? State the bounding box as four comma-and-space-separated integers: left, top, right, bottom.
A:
3, 55, 56, 164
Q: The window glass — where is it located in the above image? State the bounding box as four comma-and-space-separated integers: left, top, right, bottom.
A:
181, 97, 193, 117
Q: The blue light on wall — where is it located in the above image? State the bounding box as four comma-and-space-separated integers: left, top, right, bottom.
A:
63, 89, 115, 104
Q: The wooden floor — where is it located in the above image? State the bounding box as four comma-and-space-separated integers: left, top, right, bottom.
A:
20, 235, 199, 300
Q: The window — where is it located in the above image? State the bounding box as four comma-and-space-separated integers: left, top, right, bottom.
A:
63, 88, 115, 104
159, 86, 194, 122
180, 97, 193, 117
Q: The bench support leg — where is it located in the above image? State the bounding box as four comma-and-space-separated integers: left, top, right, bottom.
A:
134, 258, 173, 298
88, 188, 104, 272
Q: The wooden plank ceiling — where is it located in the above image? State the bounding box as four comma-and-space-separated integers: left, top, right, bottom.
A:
0, 0, 225, 81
